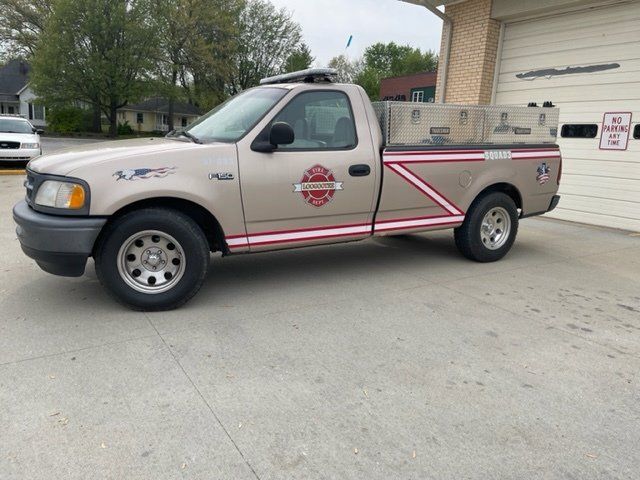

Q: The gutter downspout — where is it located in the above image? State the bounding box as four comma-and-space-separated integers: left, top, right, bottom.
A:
416, 2, 452, 103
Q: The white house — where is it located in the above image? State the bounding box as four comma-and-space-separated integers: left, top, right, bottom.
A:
0, 60, 47, 127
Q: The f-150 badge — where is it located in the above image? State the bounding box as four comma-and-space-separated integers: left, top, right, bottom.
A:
114, 167, 176, 181
293, 165, 343, 207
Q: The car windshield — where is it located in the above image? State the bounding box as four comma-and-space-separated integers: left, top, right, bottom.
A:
0, 118, 33, 134
185, 87, 287, 143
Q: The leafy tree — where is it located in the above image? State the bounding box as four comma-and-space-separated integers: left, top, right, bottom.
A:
0, 0, 54, 58
284, 43, 314, 73
151, 0, 241, 129
355, 42, 438, 100
328, 55, 362, 83
31, 0, 158, 136
229, 0, 303, 94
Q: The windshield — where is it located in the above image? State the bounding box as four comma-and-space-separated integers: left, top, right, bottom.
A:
0, 118, 33, 134
185, 87, 287, 143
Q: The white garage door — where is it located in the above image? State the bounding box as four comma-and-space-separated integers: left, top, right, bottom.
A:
495, 2, 640, 231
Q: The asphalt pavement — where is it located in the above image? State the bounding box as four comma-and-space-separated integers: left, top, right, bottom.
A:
0, 173, 639, 480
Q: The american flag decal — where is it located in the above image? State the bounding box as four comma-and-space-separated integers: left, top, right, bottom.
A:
536, 163, 551, 185
114, 167, 177, 181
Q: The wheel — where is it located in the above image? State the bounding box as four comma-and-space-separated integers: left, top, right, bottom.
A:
454, 192, 519, 262
95, 208, 210, 311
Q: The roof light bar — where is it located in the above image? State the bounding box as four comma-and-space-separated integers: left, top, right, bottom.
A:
259, 68, 338, 86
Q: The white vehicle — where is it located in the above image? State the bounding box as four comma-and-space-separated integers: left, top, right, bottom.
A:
0, 115, 42, 162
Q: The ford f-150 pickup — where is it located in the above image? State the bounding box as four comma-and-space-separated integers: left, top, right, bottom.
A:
13, 68, 562, 310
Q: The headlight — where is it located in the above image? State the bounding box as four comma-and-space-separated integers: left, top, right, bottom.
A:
21, 143, 40, 149
35, 181, 86, 209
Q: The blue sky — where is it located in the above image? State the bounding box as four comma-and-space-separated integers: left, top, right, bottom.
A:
267, 0, 444, 65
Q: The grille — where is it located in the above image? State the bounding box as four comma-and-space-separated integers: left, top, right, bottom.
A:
372, 102, 560, 146
0, 141, 20, 149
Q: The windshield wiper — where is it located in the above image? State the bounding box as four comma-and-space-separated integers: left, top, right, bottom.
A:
168, 129, 202, 144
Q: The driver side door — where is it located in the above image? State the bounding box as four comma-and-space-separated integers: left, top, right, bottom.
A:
235, 88, 378, 252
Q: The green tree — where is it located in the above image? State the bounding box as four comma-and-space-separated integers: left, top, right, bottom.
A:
229, 0, 303, 94
151, 0, 241, 129
31, 0, 158, 136
0, 0, 54, 58
355, 42, 438, 100
328, 55, 362, 83
284, 43, 314, 73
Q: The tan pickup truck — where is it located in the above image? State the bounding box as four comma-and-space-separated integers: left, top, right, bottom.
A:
13, 69, 562, 311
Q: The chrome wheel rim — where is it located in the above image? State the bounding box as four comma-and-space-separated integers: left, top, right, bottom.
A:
481, 207, 511, 251
117, 230, 186, 294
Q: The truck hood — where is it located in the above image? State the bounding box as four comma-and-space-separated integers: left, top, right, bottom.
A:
28, 137, 206, 176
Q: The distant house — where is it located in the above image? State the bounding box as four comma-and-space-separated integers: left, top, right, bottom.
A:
118, 98, 202, 133
380, 71, 437, 103
0, 60, 46, 127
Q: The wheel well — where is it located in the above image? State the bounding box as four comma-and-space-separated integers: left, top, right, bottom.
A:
104, 197, 226, 253
476, 183, 523, 211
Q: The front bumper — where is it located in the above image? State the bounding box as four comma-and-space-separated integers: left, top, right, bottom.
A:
0, 148, 41, 161
13, 200, 107, 277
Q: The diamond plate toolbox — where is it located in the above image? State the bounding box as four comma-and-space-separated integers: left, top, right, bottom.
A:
372, 102, 559, 146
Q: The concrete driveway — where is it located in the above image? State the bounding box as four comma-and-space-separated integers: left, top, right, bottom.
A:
1, 174, 638, 480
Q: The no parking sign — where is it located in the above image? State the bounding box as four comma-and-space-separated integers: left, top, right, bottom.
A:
599, 112, 632, 151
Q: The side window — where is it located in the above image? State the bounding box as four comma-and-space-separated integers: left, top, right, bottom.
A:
273, 91, 357, 150
561, 124, 598, 138
136, 113, 144, 124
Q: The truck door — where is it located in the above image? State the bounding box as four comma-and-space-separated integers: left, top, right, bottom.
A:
234, 88, 379, 251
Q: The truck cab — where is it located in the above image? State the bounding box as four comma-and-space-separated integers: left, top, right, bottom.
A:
13, 68, 561, 311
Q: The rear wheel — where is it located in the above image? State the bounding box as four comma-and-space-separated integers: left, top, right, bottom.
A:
95, 208, 209, 311
454, 192, 519, 262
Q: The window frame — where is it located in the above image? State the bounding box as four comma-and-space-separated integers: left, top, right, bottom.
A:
261, 89, 359, 153
412, 91, 424, 103
136, 112, 144, 124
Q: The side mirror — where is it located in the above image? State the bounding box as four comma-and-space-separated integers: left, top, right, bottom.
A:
269, 122, 294, 146
251, 122, 295, 153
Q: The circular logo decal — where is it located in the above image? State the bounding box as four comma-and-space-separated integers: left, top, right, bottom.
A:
293, 165, 344, 208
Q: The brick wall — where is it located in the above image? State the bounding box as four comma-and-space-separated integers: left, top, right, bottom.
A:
435, 0, 501, 105
379, 72, 437, 101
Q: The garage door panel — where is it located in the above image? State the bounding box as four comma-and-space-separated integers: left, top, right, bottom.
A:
562, 174, 640, 193
564, 160, 640, 181
499, 46, 640, 77
503, 5, 639, 41
502, 29, 640, 60
496, 2, 640, 230
496, 83, 639, 104
497, 71, 640, 93
561, 180, 640, 202
548, 208, 640, 232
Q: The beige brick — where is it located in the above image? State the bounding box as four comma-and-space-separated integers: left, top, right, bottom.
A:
435, 0, 500, 105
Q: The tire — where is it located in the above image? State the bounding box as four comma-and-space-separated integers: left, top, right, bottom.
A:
454, 192, 519, 263
95, 208, 210, 311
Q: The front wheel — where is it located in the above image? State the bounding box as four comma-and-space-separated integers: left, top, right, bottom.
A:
95, 208, 210, 311
454, 192, 519, 262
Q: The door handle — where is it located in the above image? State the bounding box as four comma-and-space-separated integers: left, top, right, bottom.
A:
349, 164, 371, 177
